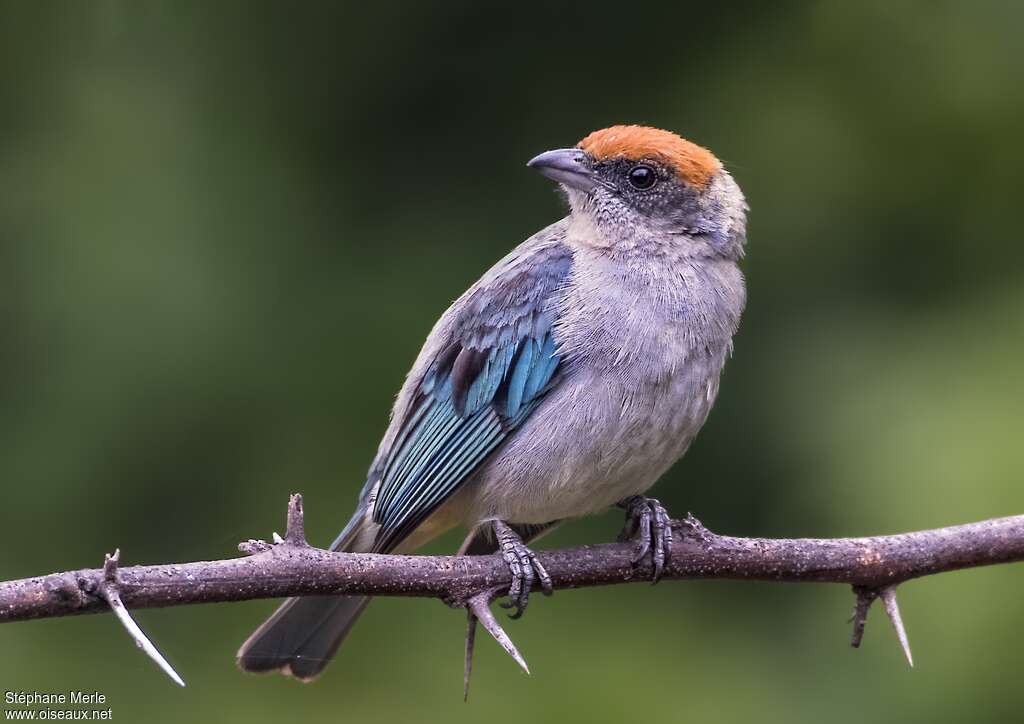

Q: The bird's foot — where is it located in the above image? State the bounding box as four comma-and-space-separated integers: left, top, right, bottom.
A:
617, 496, 673, 583
493, 520, 552, 619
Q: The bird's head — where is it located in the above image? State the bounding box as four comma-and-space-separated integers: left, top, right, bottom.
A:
528, 125, 747, 260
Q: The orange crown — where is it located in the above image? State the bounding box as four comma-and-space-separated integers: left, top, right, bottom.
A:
577, 125, 721, 191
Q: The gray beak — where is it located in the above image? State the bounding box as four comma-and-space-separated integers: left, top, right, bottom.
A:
527, 148, 599, 192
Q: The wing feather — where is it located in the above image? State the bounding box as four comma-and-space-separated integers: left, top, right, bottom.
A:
369, 229, 573, 553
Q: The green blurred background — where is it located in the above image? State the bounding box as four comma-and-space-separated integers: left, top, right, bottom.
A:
2, 1, 1023, 722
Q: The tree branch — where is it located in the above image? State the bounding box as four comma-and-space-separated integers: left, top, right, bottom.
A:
2, 494, 1022, 687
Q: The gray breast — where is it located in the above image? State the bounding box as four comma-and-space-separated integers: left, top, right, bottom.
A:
466, 250, 743, 525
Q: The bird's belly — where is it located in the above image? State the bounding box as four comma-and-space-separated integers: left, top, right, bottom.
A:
467, 355, 721, 525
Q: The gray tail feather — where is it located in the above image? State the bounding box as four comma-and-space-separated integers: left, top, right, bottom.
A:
236, 594, 370, 680
236, 509, 371, 681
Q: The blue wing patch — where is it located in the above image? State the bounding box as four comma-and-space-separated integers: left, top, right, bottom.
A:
370, 239, 572, 553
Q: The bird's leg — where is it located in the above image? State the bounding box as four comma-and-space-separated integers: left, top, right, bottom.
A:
492, 520, 552, 619
617, 496, 673, 583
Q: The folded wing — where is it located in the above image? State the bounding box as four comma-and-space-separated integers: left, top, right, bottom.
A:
370, 235, 573, 553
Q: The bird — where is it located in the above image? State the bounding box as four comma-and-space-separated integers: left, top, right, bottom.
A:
237, 125, 748, 681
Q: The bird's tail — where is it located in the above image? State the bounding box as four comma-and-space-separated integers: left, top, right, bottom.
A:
236, 512, 373, 681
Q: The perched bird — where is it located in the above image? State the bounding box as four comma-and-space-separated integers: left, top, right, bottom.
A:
237, 125, 748, 680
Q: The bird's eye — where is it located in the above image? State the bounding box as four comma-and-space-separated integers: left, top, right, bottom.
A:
627, 164, 657, 190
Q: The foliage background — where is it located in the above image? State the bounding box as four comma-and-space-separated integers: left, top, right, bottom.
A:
2, 2, 1023, 722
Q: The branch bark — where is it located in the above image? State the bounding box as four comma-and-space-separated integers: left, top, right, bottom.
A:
1, 494, 1022, 685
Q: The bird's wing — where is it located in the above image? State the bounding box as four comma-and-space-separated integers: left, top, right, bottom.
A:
368, 230, 574, 553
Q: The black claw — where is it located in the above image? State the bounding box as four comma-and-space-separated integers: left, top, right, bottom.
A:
530, 553, 553, 596
493, 520, 550, 619
618, 496, 674, 583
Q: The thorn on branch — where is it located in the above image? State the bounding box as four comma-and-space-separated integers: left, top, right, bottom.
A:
97, 549, 186, 687
880, 586, 913, 667
102, 550, 119, 582
238, 494, 309, 555
284, 493, 308, 547
463, 608, 476, 702
676, 513, 710, 544
849, 584, 913, 667
849, 585, 877, 649
463, 590, 529, 699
